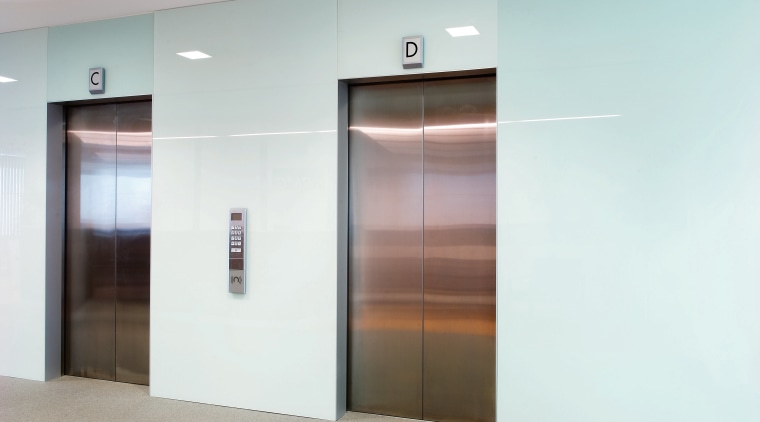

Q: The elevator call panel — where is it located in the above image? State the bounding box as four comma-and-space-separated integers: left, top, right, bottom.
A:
229, 208, 246, 294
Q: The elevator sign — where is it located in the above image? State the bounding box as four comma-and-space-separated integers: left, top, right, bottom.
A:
89, 67, 105, 95
402, 36, 423, 69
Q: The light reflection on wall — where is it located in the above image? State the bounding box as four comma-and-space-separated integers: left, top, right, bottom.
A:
0, 153, 24, 286
0, 153, 24, 236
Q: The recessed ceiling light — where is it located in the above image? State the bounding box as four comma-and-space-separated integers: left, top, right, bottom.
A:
446, 26, 480, 37
0, 76, 18, 83
177, 51, 211, 60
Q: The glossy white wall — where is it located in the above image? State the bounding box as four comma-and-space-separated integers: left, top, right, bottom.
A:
0, 28, 50, 381
338, 0, 496, 79
151, 0, 343, 419
496, 0, 760, 420
47, 14, 153, 102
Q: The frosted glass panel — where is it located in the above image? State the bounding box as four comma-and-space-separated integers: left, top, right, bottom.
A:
338, 0, 496, 79
48, 14, 153, 102
154, 1, 336, 139
151, 1, 343, 419
0, 28, 49, 381
496, 1, 760, 421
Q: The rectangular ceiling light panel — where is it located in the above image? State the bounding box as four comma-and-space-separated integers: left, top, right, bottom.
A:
0, 76, 17, 83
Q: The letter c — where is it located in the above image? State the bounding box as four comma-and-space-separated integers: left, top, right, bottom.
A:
406, 42, 418, 58
91, 71, 100, 86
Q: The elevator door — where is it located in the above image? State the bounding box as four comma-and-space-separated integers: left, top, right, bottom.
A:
349, 76, 496, 422
64, 101, 151, 385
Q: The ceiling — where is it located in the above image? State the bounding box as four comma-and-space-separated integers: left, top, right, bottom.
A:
0, 0, 229, 34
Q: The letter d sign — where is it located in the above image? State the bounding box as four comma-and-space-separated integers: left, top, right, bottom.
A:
402, 36, 423, 69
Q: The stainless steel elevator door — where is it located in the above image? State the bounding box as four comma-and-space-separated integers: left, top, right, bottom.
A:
422, 78, 496, 422
349, 82, 425, 419
348, 76, 496, 422
64, 101, 151, 385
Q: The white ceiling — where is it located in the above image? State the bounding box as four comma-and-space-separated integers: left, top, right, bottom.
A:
0, 0, 229, 34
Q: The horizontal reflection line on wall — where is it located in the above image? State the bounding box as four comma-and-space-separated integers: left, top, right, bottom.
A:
230, 130, 337, 137
153, 135, 219, 140
499, 114, 621, 124
155, 130, 338, 140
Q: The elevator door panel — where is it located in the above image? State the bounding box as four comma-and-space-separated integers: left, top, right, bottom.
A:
348, 76, 496, 422
65, 104, 118, 381
65, 101, 151, 385
422, 77, 496, 422
349, 82, 424, 419
114, 102, 151, 385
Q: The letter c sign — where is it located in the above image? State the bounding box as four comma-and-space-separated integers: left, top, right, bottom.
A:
402, 36, 423, 69
89, 67, 105, 94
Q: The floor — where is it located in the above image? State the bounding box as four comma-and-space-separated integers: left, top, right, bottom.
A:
0, 375, 410, 422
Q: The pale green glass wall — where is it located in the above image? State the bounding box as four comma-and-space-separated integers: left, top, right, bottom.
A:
47, 14, 153, 102
497, 0, 760, 421
338, 0, 496, 79
151, 1, 343, 419
1, 1, 757, 420
0, 28, 49, 381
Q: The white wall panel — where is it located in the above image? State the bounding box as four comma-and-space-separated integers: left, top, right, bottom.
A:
47, 14, 153, 102
496, 1, 760, 421
151, 1, 343, 419
0, 28, 49, 381
338, 0, 496, 79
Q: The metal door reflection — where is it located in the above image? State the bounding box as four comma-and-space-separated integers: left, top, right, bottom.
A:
422, 77, 496, 422
348, 76, 496, 422
64, 101, 151, 385
114, 102, 151, 385
349, 82, 425, 419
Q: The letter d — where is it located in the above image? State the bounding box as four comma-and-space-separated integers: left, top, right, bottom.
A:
406, 42, 418, 58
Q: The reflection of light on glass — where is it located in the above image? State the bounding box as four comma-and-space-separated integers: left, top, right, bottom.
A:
153, 135, 218, 140
446, 26, 480, 37
0, 154, 24, 235
155, 130, 338, 139
230, 130, 336, 137
499, 115, 621, 124
0, 76, 17, 83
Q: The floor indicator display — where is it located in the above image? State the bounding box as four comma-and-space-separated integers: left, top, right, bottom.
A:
229, 208, 246, 294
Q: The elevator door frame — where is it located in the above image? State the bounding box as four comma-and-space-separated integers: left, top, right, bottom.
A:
346, 73, 497, 422
61, 97, 152, 385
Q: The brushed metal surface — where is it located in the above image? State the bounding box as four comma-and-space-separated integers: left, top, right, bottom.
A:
64, 104, 118, 381
114, 101, 151, 385
348, 76, 496, 422
422, 77, 496, 422
65, 102, 152, 386
348, 81, 424, 419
